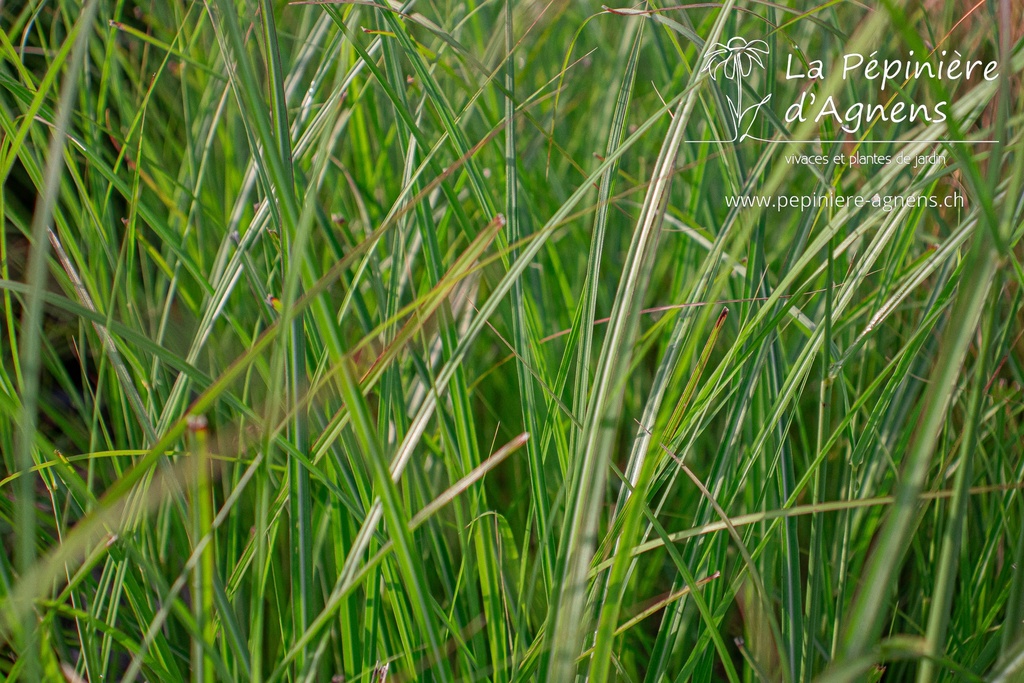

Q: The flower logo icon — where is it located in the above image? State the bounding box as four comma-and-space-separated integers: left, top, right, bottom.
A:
704, 37, 769, 80
702, 37, 772, 141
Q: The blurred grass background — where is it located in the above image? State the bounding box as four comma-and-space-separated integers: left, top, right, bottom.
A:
0, 0, 1022, 680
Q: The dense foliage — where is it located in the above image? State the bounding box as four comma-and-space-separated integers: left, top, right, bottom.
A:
1, 0, 1022, 680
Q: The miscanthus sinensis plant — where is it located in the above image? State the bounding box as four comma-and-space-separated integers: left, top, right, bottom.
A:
0, 0, 1023, 681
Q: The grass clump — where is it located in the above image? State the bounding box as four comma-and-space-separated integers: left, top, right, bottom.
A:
0, 0, 1023, 681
